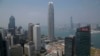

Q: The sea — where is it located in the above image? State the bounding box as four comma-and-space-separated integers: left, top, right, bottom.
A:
41, 27, 100, 49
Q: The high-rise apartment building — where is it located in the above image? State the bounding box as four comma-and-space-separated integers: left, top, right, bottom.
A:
70, 16, 74, 30
48, 2, 55, 41
8, 16, 15, 36
33, 24, 41, 51
75, 26, 91, 56
28, 23, 33, 41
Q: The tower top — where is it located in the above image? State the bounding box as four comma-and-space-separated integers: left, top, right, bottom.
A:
49, 1, 53, 4
34, 24, 40, 27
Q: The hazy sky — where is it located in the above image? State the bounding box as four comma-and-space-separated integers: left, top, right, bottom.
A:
0, 0, 100, 28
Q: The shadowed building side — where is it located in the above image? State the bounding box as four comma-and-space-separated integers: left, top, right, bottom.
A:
0, 32, 8, 56
28, 23, 34, 41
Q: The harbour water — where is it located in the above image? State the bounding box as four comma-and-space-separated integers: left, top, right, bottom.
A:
91, 33, 100, 49
41, 27, 100, 49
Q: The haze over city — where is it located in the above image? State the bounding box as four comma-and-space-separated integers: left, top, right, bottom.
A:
0, 0, 100, 56
0, 0, 100, 28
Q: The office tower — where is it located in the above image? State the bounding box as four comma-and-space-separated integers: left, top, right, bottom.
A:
70, 16, 74, 34
15, 34, 23, 44
0, 32, 4, 56
8, 16, 15, 36
70, 16, 74, 30
75, 26, 91, 56
48, 2, 55, 41
0, 27, 5, 39
23, 30, 28, 40
10, 44, 23, 56
33, 24, 41, 51
28, 23, 33, 41
2, 40, 9, 56
65, 35, 75, 56
24, 41, 35, 56
0, 33, 8, 56
17, 26, 22, 34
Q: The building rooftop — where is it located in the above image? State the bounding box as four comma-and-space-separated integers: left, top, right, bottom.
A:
25, 41, 34, 45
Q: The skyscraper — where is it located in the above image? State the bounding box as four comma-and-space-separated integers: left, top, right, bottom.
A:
65, 35, 75, 56
75, 26, 91, 56
33, 24, 41, 51
28, 23, 33, 41
0, 27, 5, 39
48, 2, 55, 41
0, 33, 8, 56
70, 16, 74, 34
70, 16, 74, 30
8, 16, 15, 36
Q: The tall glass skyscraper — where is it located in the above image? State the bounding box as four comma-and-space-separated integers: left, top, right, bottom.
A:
75, 26, 91, 56
8, 16, 15, 36
48, 2, 55, 41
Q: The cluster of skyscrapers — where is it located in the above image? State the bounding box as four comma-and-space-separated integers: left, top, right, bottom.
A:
0, 1, 55, 56
0, 1, 92, 56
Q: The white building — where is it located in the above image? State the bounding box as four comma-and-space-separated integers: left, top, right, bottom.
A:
33, 24, 41, 51
24, 41, 35, 56
5, 33, 14, 47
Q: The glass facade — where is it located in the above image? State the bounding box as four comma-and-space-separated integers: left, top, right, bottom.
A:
48, 2, 55, 41
65, 37, 75, 56
8, 16, 15, 36
75, 26, 91, 56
